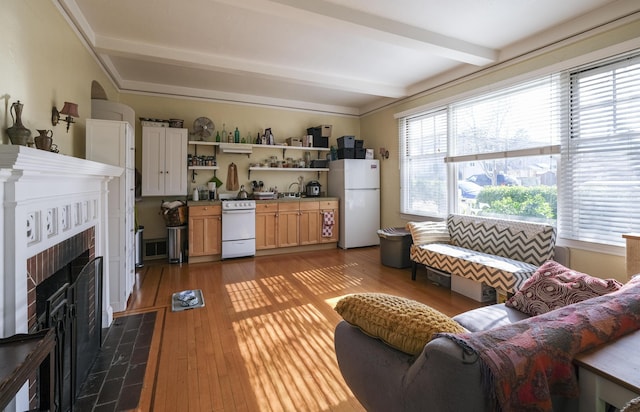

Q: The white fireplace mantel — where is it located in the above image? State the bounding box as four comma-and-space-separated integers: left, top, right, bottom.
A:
0, 145, 122, 338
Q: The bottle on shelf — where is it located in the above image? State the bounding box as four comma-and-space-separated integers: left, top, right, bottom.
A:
215, 131, 221, 142
221, 124, 227, 143
234, 127, 240, 143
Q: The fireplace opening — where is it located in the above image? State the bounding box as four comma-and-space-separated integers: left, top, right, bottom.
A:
33, 252, 103, 412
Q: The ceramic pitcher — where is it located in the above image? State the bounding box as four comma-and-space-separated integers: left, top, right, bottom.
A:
35, 129, 53, 151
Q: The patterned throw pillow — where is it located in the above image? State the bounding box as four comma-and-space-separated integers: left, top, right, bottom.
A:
505, 260, 623, 316
335, 293, 467, 356
406, 221, 450, 245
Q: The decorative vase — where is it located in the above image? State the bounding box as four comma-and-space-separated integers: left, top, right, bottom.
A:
6, 101, 31, 146
35, 129, 53, 151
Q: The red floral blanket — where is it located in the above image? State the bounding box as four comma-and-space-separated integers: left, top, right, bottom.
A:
439, 277, 640, 412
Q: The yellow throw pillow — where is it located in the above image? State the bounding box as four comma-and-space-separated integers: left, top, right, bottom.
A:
335, 293, 467, 356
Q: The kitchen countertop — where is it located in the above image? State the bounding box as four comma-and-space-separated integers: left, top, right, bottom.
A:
187, 196, 338, 206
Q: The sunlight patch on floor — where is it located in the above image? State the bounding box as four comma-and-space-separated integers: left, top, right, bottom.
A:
225, 274, 304, 313
291, 262, 362, 296
225, 279, 272, 312
325, 294, 350, 309
232, 303, 354, 412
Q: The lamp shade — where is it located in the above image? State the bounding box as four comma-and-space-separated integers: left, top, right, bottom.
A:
60, 102, 79, 118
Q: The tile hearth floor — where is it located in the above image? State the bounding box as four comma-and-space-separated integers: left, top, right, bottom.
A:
75, 311, 156, 411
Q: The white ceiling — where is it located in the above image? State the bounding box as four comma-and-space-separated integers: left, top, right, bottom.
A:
55, 0, 640, 115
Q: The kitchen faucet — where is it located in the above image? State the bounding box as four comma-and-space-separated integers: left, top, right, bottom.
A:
288, 182, 300, 194
287, 176, 304, 195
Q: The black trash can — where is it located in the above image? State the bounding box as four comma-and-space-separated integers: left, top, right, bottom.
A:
167, 225, 187, 263
377, 227, 413, 268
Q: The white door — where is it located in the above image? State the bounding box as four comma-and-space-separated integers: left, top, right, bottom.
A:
341, 188, 380, 248
164, 128, 188, 195
344, 159, 380, 189
141, 127, 166, 196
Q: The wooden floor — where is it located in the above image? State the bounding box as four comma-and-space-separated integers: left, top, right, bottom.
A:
124, 247, 483, 412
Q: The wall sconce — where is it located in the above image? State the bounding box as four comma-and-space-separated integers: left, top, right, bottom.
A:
379, 147, 389, 160
52, 102, 79, 133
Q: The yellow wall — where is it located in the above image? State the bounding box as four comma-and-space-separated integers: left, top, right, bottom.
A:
119, 94, 360, 238
0, 0, 117, 156
360, 19, 640, 280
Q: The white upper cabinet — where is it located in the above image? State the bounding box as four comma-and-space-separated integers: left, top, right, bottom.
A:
142, 126, 188, 196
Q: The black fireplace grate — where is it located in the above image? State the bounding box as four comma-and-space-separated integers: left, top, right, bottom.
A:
34, 255, 103, 412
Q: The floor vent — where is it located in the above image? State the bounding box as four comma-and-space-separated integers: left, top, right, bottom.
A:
145, 238, 168, 260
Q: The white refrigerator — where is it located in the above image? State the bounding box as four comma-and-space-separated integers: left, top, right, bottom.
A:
328, 159, 380, 249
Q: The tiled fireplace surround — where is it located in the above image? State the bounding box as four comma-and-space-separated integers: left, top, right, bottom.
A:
26, 228, 95, 330
0, 146, 121, 411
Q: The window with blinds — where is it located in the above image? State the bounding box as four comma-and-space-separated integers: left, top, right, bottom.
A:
448, 76, 561, 224
399, 109, 448, 218
398, 50, 639, 247
560, 55, 640, 246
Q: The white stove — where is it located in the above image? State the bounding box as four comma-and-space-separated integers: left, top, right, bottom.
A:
221, 199, 256, 211
221, 200, 256, 259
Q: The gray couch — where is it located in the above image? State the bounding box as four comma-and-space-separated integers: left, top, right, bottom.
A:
334, 303, 578, 412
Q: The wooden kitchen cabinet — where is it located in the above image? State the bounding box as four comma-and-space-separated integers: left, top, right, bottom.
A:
277, 202, 300, 248
142, 126, 188, 196
319, 200, 339, 243
188, 205, 222, 256
256, 203, 278, 250
299, 201, 320, 245
255, 199, 339, 253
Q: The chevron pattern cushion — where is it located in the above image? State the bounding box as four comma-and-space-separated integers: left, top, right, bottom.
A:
335, 293, 467, 356
410, 215, 556, 294
411, 243, 538, 293
447, 214, 556, 266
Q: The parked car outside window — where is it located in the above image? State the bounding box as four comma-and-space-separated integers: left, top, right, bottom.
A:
466, 173, 520, 186
458, 181, 483, 199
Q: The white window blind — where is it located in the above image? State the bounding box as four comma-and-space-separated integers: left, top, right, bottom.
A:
448, 76, 562, 223
399, 109, 448, 218
450, 75, 562, 156
560, 54, 640, 246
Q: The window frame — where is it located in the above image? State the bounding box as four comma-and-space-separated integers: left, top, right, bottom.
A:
397, 50, 640, 254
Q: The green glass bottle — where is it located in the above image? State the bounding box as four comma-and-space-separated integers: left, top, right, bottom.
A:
215, 131, 221, 142
234, 127, 240, 143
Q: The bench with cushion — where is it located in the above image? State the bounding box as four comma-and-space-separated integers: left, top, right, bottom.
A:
409, 214, 556, 296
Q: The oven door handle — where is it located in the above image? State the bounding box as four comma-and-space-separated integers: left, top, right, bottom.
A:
222, 209, 254, 215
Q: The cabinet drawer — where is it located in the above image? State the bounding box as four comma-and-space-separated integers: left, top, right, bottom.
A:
189, 205, 221, 216
278, 202, 300, 212
320, 200, 338, 209
299, 201, 320, 211
256, 203, 278, 213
